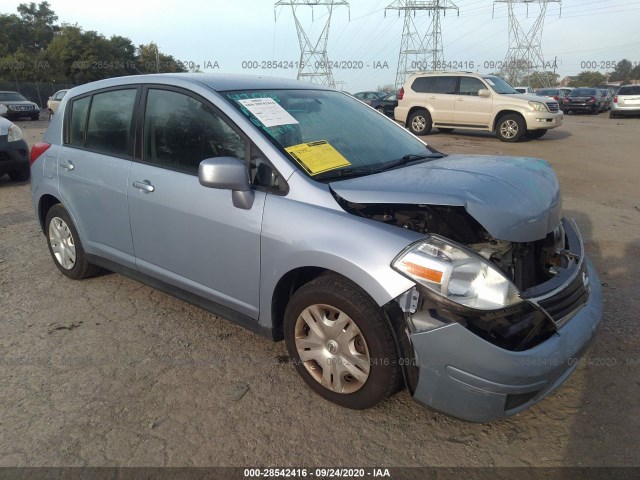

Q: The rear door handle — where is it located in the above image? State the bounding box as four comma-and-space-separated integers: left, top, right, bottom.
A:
60, 160, 74, 171
133, 180, 155, 193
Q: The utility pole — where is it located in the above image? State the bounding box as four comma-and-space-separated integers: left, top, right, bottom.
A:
386, 0, 459, 90
275, 0, 349, 89
493, 0, 561, 87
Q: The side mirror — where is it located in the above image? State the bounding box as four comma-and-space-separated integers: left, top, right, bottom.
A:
478, 89, 491, 98
198, 157, 254, 210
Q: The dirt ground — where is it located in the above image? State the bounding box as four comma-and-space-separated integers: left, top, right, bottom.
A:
0, 113, 639, 468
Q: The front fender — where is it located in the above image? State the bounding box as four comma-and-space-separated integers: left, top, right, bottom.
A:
258, 192, 419, 329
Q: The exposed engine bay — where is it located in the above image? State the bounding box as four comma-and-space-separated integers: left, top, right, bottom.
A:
336, 199, 583, 351
336, 200, 566, 291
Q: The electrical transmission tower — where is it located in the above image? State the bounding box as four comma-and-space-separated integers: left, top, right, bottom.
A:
493, 0, 561, 87
386, 1, 459, 90
275, 0, 349, 89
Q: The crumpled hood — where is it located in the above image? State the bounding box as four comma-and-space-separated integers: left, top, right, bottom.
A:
330, 155, 562, 242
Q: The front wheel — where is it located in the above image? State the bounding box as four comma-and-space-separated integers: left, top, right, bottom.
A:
496, 113, 525, 142
45, 204, 100, 280
407, 109, 432, 136
284, 273, 400, 409
525, 129, 547, 139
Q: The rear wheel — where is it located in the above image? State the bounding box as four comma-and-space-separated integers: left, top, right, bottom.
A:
407, 109, 432, 136
284, 273, 400, 409
525, 129, 547, 139
45, 204, 100, 280
376, 107, 385, 114
437, 128, 454, 133
496, 113, 525, 142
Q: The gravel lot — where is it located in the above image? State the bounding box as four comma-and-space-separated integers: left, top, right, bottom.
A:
1, 113, 639, 468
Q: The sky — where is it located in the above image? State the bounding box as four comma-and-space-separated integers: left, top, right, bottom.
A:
1, 0, 639, 92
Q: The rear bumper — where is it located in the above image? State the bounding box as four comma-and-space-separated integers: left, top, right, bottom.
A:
564, 104, 597, 111
0, 137, 29, 174
611, 104, 640, 115
410, 257, 602, 422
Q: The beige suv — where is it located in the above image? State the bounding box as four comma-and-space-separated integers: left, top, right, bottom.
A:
394, 72, 563, 142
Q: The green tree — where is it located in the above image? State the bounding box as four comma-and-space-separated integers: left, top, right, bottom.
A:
569, 71, 607, 88
16, 1, 58, 51
136, 42, 186, 74
609, 59, 633, 83
631, 64, 640, 81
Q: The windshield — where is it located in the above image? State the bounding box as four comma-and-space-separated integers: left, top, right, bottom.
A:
483, 76, 518, 94
619, 86, 640, 95
223, 89, 434, 179
0, 92, 29, 102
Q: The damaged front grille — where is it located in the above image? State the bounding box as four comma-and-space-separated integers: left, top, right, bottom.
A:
531, 261, 590, 329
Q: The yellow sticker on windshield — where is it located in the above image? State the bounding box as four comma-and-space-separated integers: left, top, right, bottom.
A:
285, 141, 351, 176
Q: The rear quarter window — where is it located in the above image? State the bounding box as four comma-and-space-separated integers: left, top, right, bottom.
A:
411, 76, 457, 94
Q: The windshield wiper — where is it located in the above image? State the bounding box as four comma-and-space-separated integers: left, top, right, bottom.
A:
314, 165, 378, 181
371, 152, 445, 173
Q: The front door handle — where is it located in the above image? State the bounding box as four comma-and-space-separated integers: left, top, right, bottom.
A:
60, 160, 74, 171
133, 180, 155, 193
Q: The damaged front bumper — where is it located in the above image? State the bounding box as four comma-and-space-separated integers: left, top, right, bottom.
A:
401, 219, 603, 422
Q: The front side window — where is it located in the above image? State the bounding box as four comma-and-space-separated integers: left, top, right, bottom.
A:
85, 89, 137, 156
143, 89, 246, 174
223, 89, 434, 180
459, 77, 486, 96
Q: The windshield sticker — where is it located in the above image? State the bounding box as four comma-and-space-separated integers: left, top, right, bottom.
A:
285, 141, 351, 176
237, 98, 298, 128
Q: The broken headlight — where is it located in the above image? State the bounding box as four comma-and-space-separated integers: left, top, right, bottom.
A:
393, 236, 522, 311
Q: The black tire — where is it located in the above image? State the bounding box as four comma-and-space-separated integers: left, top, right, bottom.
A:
284, 273, 400, 410
376, 107, 385, 114
565, 109, 572, 115
44, 204, 100, 280
496, 113, 525, 142
610, 112, 617, 119
407, 108, 432, 136
9, 166, 30, 182
525, 129, 547, 139
437, 127, 454, 133
591, 107, 599, 115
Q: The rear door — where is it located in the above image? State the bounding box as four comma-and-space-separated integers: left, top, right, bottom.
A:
410, 76, 457, 124
453, 76, 493, 128
127, 87, 265, 319
58, 88, 138, 268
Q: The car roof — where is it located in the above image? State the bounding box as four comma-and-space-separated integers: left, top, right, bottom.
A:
64, 73, 330, 97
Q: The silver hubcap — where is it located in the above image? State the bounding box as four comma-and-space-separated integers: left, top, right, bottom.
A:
295, 304, 371, 394
48, 217, 76, 270
411, 115, 426, 132
500, 119, 519, 138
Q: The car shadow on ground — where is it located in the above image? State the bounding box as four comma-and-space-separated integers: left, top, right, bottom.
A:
428, 129, 572, 141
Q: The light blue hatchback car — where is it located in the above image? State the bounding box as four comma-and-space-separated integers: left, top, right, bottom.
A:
29, 73, 602, 422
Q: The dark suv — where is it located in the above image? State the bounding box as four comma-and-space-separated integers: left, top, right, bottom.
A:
0, 91, 40, 120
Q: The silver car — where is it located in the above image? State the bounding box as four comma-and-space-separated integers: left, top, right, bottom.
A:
30, 74, 602, 422
610, 85, 640, 118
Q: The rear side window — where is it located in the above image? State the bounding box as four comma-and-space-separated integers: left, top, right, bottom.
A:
69, 96, 90, 147
143, 89, 246, 175
618, 86, 640, 95
85, 89, 137, 156
412, 76, 457, 94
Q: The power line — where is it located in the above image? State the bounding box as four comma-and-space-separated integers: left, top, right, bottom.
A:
385, 0, 460, 89
274, 0, 350, 88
